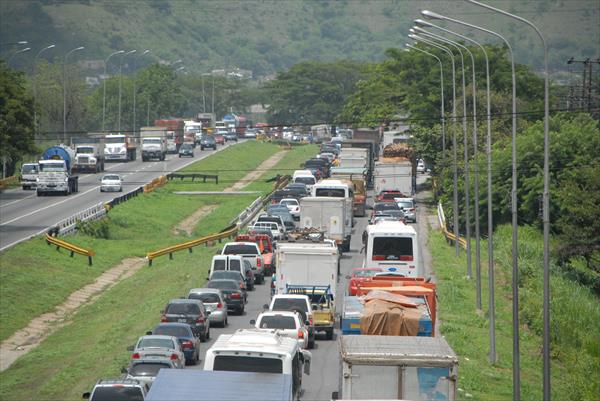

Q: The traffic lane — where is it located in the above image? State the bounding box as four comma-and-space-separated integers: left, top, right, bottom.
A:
0, 142, 241, 251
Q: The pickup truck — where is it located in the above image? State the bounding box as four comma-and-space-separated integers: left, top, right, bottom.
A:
221, 242, 265, 284
285, 284, 335, 340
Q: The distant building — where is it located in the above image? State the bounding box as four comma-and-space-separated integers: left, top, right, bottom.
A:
85, 76, 100, 88
79, 60, 104, 70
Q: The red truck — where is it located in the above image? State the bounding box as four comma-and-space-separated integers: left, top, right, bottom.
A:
155, 119, 184, 153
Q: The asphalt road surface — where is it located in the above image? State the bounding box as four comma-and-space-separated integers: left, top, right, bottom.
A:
187, 173, 430, 401
0, 141, 242, 251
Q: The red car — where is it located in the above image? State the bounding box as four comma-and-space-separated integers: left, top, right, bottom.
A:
346, 267, 383, 296
214, 134, 225, 145
376, 190, 407, 202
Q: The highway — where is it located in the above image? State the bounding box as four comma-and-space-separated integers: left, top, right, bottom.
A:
187, 174, 430, 400
0, 141, 242, 251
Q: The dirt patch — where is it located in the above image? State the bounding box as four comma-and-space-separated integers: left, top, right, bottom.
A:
172, 204, 218, 236
0, 257, 145, 372
224, 150, 288, 193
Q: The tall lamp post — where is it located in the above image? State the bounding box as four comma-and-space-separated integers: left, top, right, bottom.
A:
420, 9, 496, 363
118, 50, 136, 134
464, 2, 550, 397
132, 49, 150, 138
7, 47, 31, 65
413, 25, 474, 279
102, 50, 124, 132
33, 44, 56, 134
409, 33, 461, 258
63, 46, 84, 143
405, 44, 446, 158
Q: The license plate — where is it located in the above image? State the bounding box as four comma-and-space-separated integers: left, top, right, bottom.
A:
178, 318, 187, 323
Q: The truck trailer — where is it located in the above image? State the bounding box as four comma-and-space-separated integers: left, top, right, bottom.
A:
300, 197, 351, 252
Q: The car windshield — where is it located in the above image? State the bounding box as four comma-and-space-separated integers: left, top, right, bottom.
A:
294, 176, 315, 185
129, 362, 171, 377
203, 137, 215, 142
381, 192, 402, 200
396, 201, 413, 209
165, 303, 200, 315
153, 325, 191, 338
372, 237, 414, 261
213, 355, 283, 374
189, 293, 220, 303
353, 269, 381, 278
272, 298, 308, 313
21, 164, 38, 174
90, 387, 144, 401
39, 163, 65, 172
181, 144, 193, 150
223, 245, 258, 254
280, 200, 298, 206
258, 315, 297, 329
143, 138, 162, 144
102, 175, 120, 181
137, 338, 175, 349
105, 136, 125, 144
374, 203, 400, 211
211, 271, 241, 281
207, 280, 238, 290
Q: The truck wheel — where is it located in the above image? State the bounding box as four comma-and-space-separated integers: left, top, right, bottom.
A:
326, 328, 334, 340
308, 339, 315, 349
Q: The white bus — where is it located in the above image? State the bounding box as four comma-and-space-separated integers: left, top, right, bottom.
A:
363, 220, 421, 278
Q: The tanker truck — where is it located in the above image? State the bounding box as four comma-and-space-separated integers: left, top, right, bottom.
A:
36, 145, 79, 196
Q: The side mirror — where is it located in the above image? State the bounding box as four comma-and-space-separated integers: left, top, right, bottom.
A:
206, 311, 211, 316
311, 304, 318, 311
305, 320, 311, 326
263, 303, 270, 310
345, 275, 351, 280
82, 392, 91, 399
331, 391, 339, 400
249, 319, 256, 325
121, 367, 128, 374
145, 331, 152, 335
126, 345, 134, 352
301, 350, 312, 375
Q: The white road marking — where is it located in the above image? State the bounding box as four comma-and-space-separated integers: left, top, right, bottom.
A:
2, 193, 37, 207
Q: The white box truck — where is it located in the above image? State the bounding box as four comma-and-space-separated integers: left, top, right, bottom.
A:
140, 126, 167, 161
374, 157, 413, 196
300, 197, 351, 252
333, 335, 458, 401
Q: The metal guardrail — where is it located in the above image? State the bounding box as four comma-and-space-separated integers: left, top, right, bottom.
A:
54, 202, 107, 236
166, 172, 219, 184
45, 233, 95, 265
105, 187, 145, 209
437, 201, 467, 249
146, 176, 291, 266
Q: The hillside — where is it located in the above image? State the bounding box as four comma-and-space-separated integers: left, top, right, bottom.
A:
1, 0, 598, 77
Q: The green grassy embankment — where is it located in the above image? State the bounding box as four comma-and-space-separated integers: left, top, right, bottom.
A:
0, 141, 313, 342
0, 142, 317, 400
431, 223, 600, 401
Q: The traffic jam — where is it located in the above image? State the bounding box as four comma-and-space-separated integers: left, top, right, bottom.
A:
82, 128, 458, 401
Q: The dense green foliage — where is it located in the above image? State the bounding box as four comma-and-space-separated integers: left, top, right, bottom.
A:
0, 61, 36, 176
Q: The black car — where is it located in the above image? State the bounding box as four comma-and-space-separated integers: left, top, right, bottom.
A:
206, 279, 246, 315
285, 183, 310, 198
160, 299, 210, 341
209, 270, 251, 294
178, 143, 194, 158
150, 323, 201, 365
200, 135, 217, 150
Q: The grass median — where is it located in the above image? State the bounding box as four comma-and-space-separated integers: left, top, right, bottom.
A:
431, 223, 600, 400
0, 142, 318, 399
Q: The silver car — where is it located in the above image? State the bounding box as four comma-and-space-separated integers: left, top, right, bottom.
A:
188, 288, 228, 327
395, 197, 417, 223
100, 174, 123, 192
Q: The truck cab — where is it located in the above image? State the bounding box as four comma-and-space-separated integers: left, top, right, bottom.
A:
20, 163, 39, 190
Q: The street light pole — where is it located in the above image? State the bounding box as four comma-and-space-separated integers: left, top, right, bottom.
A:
118, 50, 136, 134
410, 33, 461, 258
414, 27, 473, 269
102, 50, 124, 132
6, 47, 31, 65
421, 10, 496, 363
415, 18, 483, 310
463, 2, 550, 396
132, 49, 150, 138
63, 46, 84, 144
33, 44, 55, 135
405, 44, 445, 160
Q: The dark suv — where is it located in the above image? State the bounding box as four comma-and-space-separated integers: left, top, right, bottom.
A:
200, 135, 217, 150
160, 299, 210, 341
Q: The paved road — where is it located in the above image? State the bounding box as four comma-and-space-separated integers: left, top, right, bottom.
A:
187, 173, 429, 400
0, 141, 242, 251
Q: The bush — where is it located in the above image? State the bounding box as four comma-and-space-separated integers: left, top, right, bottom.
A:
76, 219, 110, 239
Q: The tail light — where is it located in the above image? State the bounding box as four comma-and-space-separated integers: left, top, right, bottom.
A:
372, 255, 386, 261
231, 292, 241, 299
132, 353, 140, 359
399, 255, 414, 261
181, 340, 193, 349
196, 317, 205, 324
240, 283, 245, 289
298, 330, 305, 339
170, 353, 178, 361
160, 315, 167, 322
309, 316, 313, 325
217, 302, 223, 309
256, 257, 262, 267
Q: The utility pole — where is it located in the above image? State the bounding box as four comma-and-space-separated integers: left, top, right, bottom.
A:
567, 58, 600, 112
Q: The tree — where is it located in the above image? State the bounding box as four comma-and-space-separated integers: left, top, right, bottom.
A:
266, 60, 367, 127
0, 61, 36, 176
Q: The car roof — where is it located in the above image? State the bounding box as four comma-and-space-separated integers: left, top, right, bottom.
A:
167, 298, 202, 305
154, 322, 193, 330
224, 242, 256, 246
189, 287, 222, 295
138, 334, 177, 341
258, 310, 301, 318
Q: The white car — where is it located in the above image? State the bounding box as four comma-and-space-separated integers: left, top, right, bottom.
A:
417, 159, 426, 174
251, 311, 309, 349
129, 335, 185, 369
280, 198, 300, 220
100, 174, 123, 192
